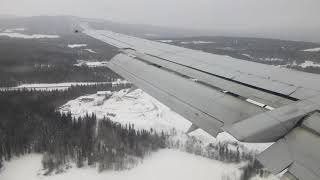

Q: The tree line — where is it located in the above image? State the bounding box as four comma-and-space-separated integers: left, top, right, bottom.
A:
0, 65, 121, 87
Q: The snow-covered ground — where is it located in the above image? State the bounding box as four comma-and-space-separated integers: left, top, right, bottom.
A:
84, 49, 97, 53
302, 47, 320, 52
0, 81, 129, 91
68, 44, 87, 48
0, 154, 42, 180
61, 89, 272, 152
17, 82, 109, 88
260, 58, 284, 62
242, 54, 253, 59
4, 28, 26, 32
60, 89, 192, 132
299, 60, 320, 68
2, 28, 26, 32
278, 60, 320, 69
180, 41, 215, 44
0, 32, 59, 39
12, 28, 26, 31
74, 60, 108, 67
157, 40, 173, 43
0, 150, 243, 180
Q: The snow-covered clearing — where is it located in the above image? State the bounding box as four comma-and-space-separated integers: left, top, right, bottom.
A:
299, 60, 320, 68
61, 89, 272, 152
1, 28, 26, 32
0, 154, 42, 180
84, 49, 97, 53
17, 82, 110, 88
302, 47, 320, 52
11, 28, 26, 31
68, 44, 87, 48
180, 41, 215, 44
242, 54, 253, 59
74, 60, 108, 67
0, 81, 129, 91
0, 150, 242, 180
158, 40, 173, 43
60, 89, 192, 132
260, 58, 284, 62
0, 32, 59, 39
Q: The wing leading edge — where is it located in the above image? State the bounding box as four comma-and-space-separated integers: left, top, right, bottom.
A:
83, 25, 320, 180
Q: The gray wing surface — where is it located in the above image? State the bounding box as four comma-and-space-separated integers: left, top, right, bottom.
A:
83, 25, 320, 180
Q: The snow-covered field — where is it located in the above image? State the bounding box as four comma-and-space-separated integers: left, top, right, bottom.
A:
157, 40, 173, 43
260, 58, 284, 62
68, 44, 87, 48
74, 60, 108, 67
3, 28, 26, 32
278, 60, 320, 69
61, 89, 192, 132
2, 28, 26, 33
0, 150, 243, 180
17, 82, 109, 88
180, 41, 215, 44
0, 81, 129, 91
67, 44, 97, 54
242, 54, 253, 59
84, 49, 97, 53
302, 47, 320, 52
0, 32, 59, 39
299, 60, 320, 68
0, 27, 59, 39
60, 89, 272, 152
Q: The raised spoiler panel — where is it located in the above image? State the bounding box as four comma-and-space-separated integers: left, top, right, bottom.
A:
129, 50, 293, 108
107, 53, 265, 137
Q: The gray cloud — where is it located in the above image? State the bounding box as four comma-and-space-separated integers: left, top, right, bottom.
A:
1, 0, 320, 41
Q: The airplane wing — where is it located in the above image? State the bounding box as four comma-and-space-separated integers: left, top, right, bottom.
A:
83, 26, 320, 180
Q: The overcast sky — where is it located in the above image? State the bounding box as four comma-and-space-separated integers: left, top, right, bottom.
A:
1, 0, 320, 41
